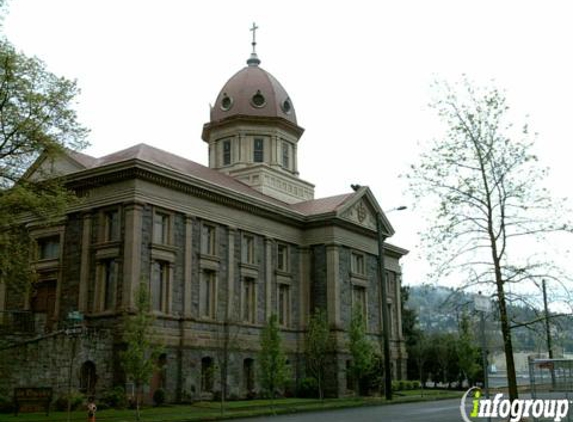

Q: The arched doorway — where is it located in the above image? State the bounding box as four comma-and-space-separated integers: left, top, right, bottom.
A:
150, 353, 167, 401
80, 361, 97, 395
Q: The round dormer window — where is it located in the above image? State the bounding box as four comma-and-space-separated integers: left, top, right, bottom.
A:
251, 90, 266, 108
220, 93, 233, 111
281, 98, 292, 114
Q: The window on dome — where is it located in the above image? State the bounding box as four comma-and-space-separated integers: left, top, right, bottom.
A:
223, 140, 232, 165
282, 98, 292, 114
282, 142, 290, 169
221, 94, 233, 111
251, 90, 266, 107
254, 138, 264, 163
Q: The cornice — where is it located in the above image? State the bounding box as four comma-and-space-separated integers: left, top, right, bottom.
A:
65, 160, 306, 227
62, 159, 409, 256
202, 114, 305, 141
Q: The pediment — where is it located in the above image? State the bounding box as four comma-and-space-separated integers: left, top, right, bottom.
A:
340, 197, 377, 230
24, 151, 87, 182
338, 187, 394, 236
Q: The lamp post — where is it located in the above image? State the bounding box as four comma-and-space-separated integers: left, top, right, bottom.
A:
377, 205, 407, 401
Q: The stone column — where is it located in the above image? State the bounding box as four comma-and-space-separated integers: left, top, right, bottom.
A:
78, 213, 92, 313
227, 227, 236, 319
299, 247, 310, 328
123, 202, 143, 311
0, 281, 5, 324
271, 135, 279, 167
183, 216, 193, 318
395, 274, 403, 339
326, 244, 340, 328
265, 237, 273, 320
293, 144, 299, 175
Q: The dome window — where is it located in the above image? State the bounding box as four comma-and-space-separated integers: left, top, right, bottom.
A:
220, 93, 233, 111
251, 90, 266, 108
281, 98, 292, 114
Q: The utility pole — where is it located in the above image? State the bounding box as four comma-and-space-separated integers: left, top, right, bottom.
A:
376, 214, 392, 401
542, 279, 556, 388
542, 279, 553, 359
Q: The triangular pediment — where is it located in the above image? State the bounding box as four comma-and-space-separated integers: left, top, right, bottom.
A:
337, 187, 395, 236
23, 150, 90, 182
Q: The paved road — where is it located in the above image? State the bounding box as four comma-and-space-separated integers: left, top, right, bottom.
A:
232, 398, 469, 422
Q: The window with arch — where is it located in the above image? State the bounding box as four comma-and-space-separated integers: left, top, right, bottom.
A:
223, 139, 232, 165
253, 138, 264, 163
79, 361, 97, 395
243, 358, 255, 392
201, 357, 214, 392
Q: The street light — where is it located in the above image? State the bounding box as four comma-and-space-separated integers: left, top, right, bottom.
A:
377, 205, 407, 401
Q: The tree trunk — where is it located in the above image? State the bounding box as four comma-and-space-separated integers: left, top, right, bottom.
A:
494, 261, 518, 402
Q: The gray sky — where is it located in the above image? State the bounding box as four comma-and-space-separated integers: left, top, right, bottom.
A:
4, 0, 573, 288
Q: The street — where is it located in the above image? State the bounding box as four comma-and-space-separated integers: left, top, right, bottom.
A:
232, 398, 469, 422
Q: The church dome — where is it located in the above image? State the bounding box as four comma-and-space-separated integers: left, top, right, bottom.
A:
210, 60, 297, 125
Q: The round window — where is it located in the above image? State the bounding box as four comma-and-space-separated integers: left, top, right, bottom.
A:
281, 98, 292, 114
251, 90, 266, 108
220, 94, 233, 111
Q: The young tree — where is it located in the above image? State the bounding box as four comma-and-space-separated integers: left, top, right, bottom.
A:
120, 284, 162, 421
348, 306, 375, 395
407, 78, 572, 401
457, 312, 481, 387
258, 314, 288, 411
305, 307, 331, 400
214, 316, 241, 416
0, 6, 88, 291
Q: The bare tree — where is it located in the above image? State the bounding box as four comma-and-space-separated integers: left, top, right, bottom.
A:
406, 78, 572, 401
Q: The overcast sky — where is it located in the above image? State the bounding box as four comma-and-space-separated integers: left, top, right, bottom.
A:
4, 0, 573, 289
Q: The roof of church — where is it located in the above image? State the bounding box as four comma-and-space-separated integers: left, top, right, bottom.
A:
210, 64, 297, 125
290, 193, 355, 215
68, 143, 355, 216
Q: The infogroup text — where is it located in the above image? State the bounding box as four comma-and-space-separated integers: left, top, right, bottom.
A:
460, 388, 570, 422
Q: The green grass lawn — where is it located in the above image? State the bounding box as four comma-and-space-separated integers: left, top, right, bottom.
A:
0, 390, 463, 422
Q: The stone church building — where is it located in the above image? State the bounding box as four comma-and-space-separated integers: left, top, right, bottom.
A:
0, 42, 408, 400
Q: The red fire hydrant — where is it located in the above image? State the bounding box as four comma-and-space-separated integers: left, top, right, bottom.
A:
87, 398, 97, 422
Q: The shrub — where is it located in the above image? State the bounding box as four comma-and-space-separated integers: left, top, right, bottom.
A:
0, 394, 14, 413
412, 380, 420, 389
101, 386, 128, 409
54, 391, 84, 411
298, 377, 318, 398
152, 388, 166, 406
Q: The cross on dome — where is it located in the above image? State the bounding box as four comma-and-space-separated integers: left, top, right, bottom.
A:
247, 22, 261, 66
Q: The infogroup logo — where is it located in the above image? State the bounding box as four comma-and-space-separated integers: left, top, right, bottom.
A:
460, 387, 570, 422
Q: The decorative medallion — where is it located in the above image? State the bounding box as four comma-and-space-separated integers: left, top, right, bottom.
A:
356, 202, 367, 223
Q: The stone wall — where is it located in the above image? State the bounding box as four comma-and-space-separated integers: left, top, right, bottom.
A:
0, 328, 114, 397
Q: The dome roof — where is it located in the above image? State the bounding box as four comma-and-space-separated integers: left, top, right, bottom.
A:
210, 62, 297, 125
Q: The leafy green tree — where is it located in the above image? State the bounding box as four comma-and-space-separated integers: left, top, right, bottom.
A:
457, 312, 481, 386
406, 78, 572, 401
120, 284, 162, 421
348, 306, 375, 395
305, 307, 332, 400
0, 4, 88, 291
259, 314, 288, 411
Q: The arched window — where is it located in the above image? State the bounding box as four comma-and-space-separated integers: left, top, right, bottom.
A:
80, 361, 97, 395
243, 358, 255, 392
201, 357, 214, 392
